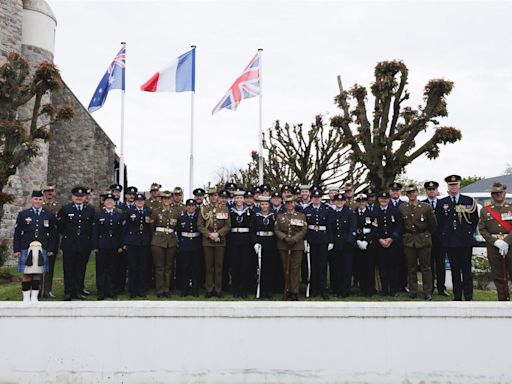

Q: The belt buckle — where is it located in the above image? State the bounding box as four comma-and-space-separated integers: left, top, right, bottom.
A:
314, 225, 319, 232
498, 233, 505, 240
164, 228, 169, 234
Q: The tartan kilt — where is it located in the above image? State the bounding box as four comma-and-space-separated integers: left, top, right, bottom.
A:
17, 248, 49, 274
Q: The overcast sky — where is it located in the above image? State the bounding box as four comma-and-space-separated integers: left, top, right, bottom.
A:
49, 0, 512, 194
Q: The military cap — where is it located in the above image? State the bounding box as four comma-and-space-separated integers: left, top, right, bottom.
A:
185, 198, 196, 206
310, 186, 323, 197
404, 184, 418, 192
328, 186, 339, 193
110, 184, 122, 192
343, 182, 354, 191
173, 186, 183, 195
280, 184, 293, 193
260, 184, 271, 192
365, 187, 376, 197
294, 186, 301, 195
31, 190, 43, 198
271, 191, 282, 198
160, 190, 172, 198
355, 193, 368, 201
253, 186, 262, 194
150, 182, 162, 192
424, 181, 439, 189
42, 185, 55, 192
218, 189, 229, 197
259, 195, 271, 202
207, 186, 218, 195
444, 175, 462, 184
193, 188, 206, 196
490, 182, 507, 193
135, 193, 146, 201
85, 188, 93, 195
388, 182, 403, 190
103, 193, 115, 200
126, 186, 138, 195
71, 186, 86, 196
377, 191, 390, 199
299, 184, 311, 191
234, 189, 245, 197
245, 190, 255, 198
333, 193, 345, 201
284, 196, 296, 203
225, 182, 237, 190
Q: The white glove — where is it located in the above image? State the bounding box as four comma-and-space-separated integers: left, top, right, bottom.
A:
363, 228, 371, 234
494, 239, 509, 256
254, 243, 262, 254
356, 240, 368, 250
327, 243, 334, 251
304, 240, 310, 252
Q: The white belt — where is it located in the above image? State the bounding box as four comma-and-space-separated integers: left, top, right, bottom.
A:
307, 225, 327, 231
491, 234, 508, 239
231, 227, 250, 233
181, 232, 200, 238
155, 227, 174, 234
256, 231, 274, 237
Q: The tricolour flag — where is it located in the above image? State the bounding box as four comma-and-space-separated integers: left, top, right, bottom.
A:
88, 45, 126, 113
140, 48, 195, 92
212, 53, 260, 115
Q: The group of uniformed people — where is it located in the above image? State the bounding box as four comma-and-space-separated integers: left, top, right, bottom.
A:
12, 174, 512, 302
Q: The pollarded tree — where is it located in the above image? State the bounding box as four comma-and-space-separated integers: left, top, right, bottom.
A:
330, 60, 462, 191
0, 52, 73, 220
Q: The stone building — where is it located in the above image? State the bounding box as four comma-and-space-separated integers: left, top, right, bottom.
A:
0, 0, 120, 264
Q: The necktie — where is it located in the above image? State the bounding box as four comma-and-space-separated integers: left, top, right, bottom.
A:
431, 201, 435, 209
452, 196, 456, 205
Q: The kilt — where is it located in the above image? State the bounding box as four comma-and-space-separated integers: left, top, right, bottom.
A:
17, 248, 49, 274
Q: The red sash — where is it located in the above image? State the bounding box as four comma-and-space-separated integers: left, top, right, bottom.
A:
486, 205, 512, 232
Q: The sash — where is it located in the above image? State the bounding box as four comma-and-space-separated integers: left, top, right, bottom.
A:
486, 205, 512, 232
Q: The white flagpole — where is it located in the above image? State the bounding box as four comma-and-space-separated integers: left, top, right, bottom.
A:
119, 41, 126, 202
189, 45, 196, 198
258, 48, 263, 185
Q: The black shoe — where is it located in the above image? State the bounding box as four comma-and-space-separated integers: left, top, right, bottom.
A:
439, 289, 449, 297
74, 293, 87, 300
81, 289, 91, 296
43, 292, 57, 299
97, 295, 105, 301
192, 290, 199, 297
424, 294, 432, 301
453, 297, 462, 301
233, 292, 240, 298
408, 293, 417, 299
64, 294, 72, 301
130, 294, 137, 299
156, 293, 163, 298
291, 294, 299, 301
205, 292, 212, 298
181, 291, 188, 297
139, 294, 147, 298
321, 292, 330, 300
216, 292, 224, 298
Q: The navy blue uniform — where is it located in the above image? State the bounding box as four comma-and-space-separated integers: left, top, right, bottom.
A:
422, 198, 447, 294
438, 194, 479, 300
92, 208, 123, 298
113, 202, 134, 293
176, 211, 202, 295
57, 203, 95, 297
228, 207, 254, 297
388, 198, 407, 290
304, 203, 333, 296
271, 204, 285, 215
354, 207, 378, 296
122, 206, 152, 297
374, 205, 402, 295
328, 206, 356, 296
13, 207, 58, 254
251, 211, 279, 297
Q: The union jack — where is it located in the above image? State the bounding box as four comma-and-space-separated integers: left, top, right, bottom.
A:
212, 53, 260, 115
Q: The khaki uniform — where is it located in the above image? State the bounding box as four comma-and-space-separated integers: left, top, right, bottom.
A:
42, 200, 61, 216
146, 198, 162, 211
274, 210, 308, 294
197, 203, 231, 293
478, 203, 512, 301
398, 201, 437, 295
345, 199, 357, 210
150, 206, 181, 294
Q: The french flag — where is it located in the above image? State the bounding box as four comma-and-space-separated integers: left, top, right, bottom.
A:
140, 47, 195, 92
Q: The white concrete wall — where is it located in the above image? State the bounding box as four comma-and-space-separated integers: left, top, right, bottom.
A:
1, 301, 511, 383
22, 9, 56, 54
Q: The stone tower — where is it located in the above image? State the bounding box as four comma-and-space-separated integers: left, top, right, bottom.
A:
0, 0, 118, 264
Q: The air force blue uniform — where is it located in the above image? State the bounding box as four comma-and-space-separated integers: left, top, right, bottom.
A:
13, 207, 58, 254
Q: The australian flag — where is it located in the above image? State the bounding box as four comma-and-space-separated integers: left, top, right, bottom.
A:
88, 45, 126, 113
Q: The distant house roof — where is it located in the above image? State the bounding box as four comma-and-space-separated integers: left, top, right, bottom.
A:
461, 175, 512, 193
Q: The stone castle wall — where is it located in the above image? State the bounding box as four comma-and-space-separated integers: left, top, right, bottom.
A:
0, 0, 23, 58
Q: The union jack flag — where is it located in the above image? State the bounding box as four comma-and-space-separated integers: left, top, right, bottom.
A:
88, 45, 126, 113
212, 53, 260, 115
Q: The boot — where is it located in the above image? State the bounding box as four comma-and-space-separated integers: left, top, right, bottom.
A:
22, 290, 31, 302
31, 290, 39, 303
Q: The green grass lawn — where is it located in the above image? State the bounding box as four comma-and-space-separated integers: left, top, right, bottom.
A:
0, 254, 498, 302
